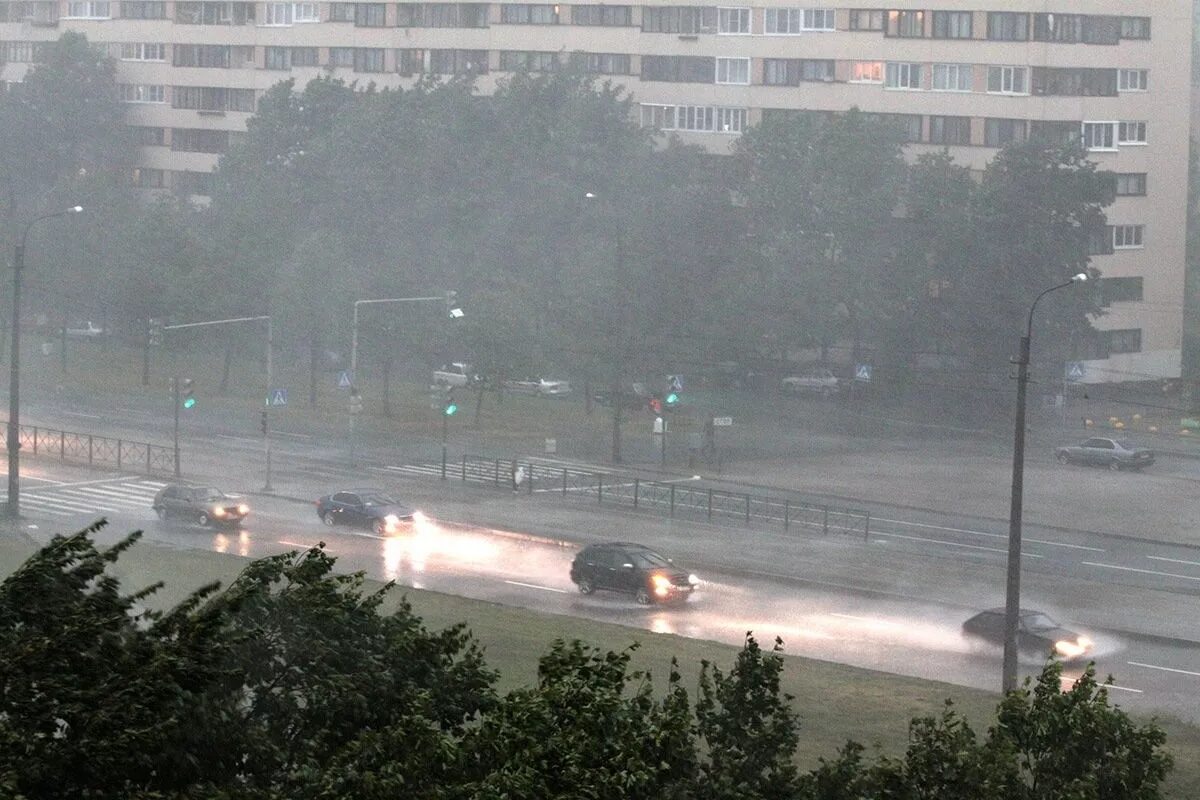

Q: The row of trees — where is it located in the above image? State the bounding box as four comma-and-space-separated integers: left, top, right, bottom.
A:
2, 34, 1115, 416
0, 526, 1174, 798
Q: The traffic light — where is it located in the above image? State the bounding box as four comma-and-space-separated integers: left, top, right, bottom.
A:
181, 378, 195, 409
444, 390, 458, 416
648, 397, 663, 415
260, 410, 268, 435
665, 391, 680, 408
348, 388, 363, 415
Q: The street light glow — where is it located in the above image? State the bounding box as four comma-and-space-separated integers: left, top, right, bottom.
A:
70, 206, 83, 213
1071, 272, 1088, 282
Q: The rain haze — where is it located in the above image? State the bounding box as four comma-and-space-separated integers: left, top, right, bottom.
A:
2, 1, 1200, 795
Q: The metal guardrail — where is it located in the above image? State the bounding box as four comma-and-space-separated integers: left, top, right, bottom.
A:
1, 424, 175, 475
458, 454, 871, 540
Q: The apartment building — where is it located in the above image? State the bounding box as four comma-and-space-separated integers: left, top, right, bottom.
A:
0, 1, 1192, 382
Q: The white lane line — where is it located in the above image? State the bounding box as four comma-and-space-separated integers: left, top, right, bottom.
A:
882, 531, 1044, 558
874, 516, 1105, 553
829, 612, 872, 622
21, 475, 65, 486
19, 495, 104, 514
273, 431, 313, 440
12, 500, 73, 517
504, 579, 569, 594
1082, 561, 1200, 582
62, 411, 102, 419
64, 487, 153, 507
52, 492, 121, 512
216, 434, 258, 443
64, 485, 151, 502
1127, 661, 1200, 678
136, 480, 169, 488
1147, 555, 1200, 568
25, 475, 141, 491
115, 407, 154, 416
1106, 684, 1144, 694
279, 540, 317, 549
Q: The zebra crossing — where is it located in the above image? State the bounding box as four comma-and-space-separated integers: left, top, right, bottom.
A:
6, 477, 166, 519
373, 456, 607, 481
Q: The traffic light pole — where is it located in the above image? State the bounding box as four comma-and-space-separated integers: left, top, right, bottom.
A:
441, 411, 448, 480
172, 376, 181, 477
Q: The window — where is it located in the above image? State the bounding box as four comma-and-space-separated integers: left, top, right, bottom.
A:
850, 61, 883, 83
174, 44, 231, 67
802, 8, 834, 30
639, 104, 745, 133
717, 7, 748, 33
987, 66, 1027, 95
329, 2, 355, 19
931, 10, 970, 39
353, 48, 386, 71
885, 9, 923, 37
848, 8, 882, 30
641, 6, 714, 34
176, 1, 255, 23
121, 1, 165, 18
1103, 329, 1142, 355
175, 171, 215, 196
1081, 121, 1116, 151
172, 86, 255, 112
984, 118, 1027, 147
171, 128, 230, 153
1031, 68, 1116, 97
1100, 277, 1143, 305
396, 48, 425, 73
500, 4, 558, 23
131, 167, 165, 188
264, 2, 317, 24
641, 55, 715, 83
716, 57, 750, 84
868, 112, 922, 142
134, 126, 166, 145
329, 47, 355, 66
885, 62, 921, 90
120, 42, 165, 61
428, 49, 487, 73
716, 107, 746, 133
499, 50, 558, 70
1112, 224, 1144, 249
1032, 13, 1082, 43
2, 42, 44, 62
65, 0, 110, 18
265, 46, 318, 68
397, 4, 488, 27
987, 12, 1027, 41
570, 5, 631, 25
1030, 120, 1080, 146
1120, 16, 1150, 40
763, 58, 834, 84
119, 83, 165, 103
1114, 173, 1147, 196
355, 2, 385, 24
928, 116, 970, 145
931, 63, 971, 91
764, 8, 801, 34
1118, 121, 1146, 145
569, 52, 631, 74
1118, 69, 1148, 92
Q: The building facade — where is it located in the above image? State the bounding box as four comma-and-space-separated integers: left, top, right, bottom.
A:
0, 1, 1192, 382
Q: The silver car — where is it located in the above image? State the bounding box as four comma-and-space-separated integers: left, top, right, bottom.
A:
1055, 437, 1155, 471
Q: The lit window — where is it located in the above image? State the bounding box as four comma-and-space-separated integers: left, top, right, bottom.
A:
850, 61, 883, 83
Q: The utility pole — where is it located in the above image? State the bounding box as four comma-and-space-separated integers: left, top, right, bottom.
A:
172, 376, 181, 477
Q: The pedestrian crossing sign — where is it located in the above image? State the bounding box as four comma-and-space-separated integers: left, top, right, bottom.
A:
268, 389, 288, 407
337, 370, 352, 388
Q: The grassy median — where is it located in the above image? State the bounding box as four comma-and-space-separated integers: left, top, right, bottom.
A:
2, 533, 1198, 796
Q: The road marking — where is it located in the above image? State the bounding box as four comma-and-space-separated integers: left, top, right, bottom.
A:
504, 579, 568, 594
216, 434, 257, 443
273, 431, 313, 440
279, 539, 317, 549
1082, 561, 1200, 582
874, 516, 1105, 553
24, 475, 142, 492
829, 612, 872, 622
1147, 555, 1200, 568
62, 411, 102, 420
1060, 676, 1143, 694
115, 407, 154, 416
882, 531, 1044, 558
1127, 661, 1200, 678
22, 475, 65, 486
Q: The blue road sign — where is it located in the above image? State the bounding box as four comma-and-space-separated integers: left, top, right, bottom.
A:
1065, 362, 1085, 382
855, 364, 872, 382
268, 389, 288, 407
337, 370, 352, 388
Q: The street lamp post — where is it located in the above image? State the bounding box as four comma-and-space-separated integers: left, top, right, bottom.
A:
1002, 272, 1088, 693
5, 206, 83, 519
348, 294, 460, 463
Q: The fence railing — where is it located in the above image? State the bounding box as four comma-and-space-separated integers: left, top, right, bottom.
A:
458, 454, 871, 540
1, 424, 175, 475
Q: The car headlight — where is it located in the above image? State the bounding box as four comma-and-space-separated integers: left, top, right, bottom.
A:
237, 504, 249, 515
412, 510, 428, 524
1055, 639, 1087, 658
212, 507, 226, 517
687, 573, 700, 585
652, 574, 672, 597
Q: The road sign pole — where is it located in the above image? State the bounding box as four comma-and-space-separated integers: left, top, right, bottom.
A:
263, 317, 273, 493
172, 376, 181, 478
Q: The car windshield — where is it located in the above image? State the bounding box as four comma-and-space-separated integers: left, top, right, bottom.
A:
632, 550, 673, 569
361, 493, 398, 506
198, 488, 226, 501
1115, 440, 1135, 450
1022, 613, 1059, 632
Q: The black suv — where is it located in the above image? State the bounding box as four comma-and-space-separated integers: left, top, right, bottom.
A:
570, 542, 698, 605
315, 489, 417, 535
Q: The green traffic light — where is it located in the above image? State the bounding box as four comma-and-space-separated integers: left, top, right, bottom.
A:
444, 403, 458, 416
665, 392, 679, 405
183, 398, 196, 409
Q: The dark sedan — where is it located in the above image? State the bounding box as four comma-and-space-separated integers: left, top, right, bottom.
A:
1055, 437, 1154, 471
962, 608, 1093, 661
152, 484, 249, 527
315, 489, 418, 535
570, 542, 699, 605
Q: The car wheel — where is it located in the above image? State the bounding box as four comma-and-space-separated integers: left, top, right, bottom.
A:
198, 512, 209, 527
1056, 453, 1070, 465
577, 579, 595, 595
322, 511, 336, 527
635, 588, 653, 606
373, 519, 387, 535
1109, 460, 1122, 472
154, 506, 168, 520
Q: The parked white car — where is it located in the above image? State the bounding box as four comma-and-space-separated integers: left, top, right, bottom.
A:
781, 368, 839, 397
65, 321, 104, 338
504, 376, 573, 396
433, 362, 478, 388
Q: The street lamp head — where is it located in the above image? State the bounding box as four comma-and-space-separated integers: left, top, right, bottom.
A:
70, 206, 83, 213
583, 192, 597, 200
1071, 272, 1088, 283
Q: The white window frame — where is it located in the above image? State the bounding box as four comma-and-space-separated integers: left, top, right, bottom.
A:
716, 106, 747, 133
64, 0, 110, 18
717, 6, 749, 34
120, 42, 165, 61
119, 84, 166, 103
716, 57, 750, 85
1112, 224, 1144, 249
849, 61, 883, 84
264, 2, 317, 25
931, 63, 971, 92
1118, 121, 1147, 145
801, 7, 834, 31
986, 65, 1027, 95
885, 62, 922, 90
764, 7, 801, 34
1117, 69, 1148, 92
1082, 121, 1117, 152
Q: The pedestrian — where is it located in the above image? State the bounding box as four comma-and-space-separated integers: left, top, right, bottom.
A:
513, 464, 526, 493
